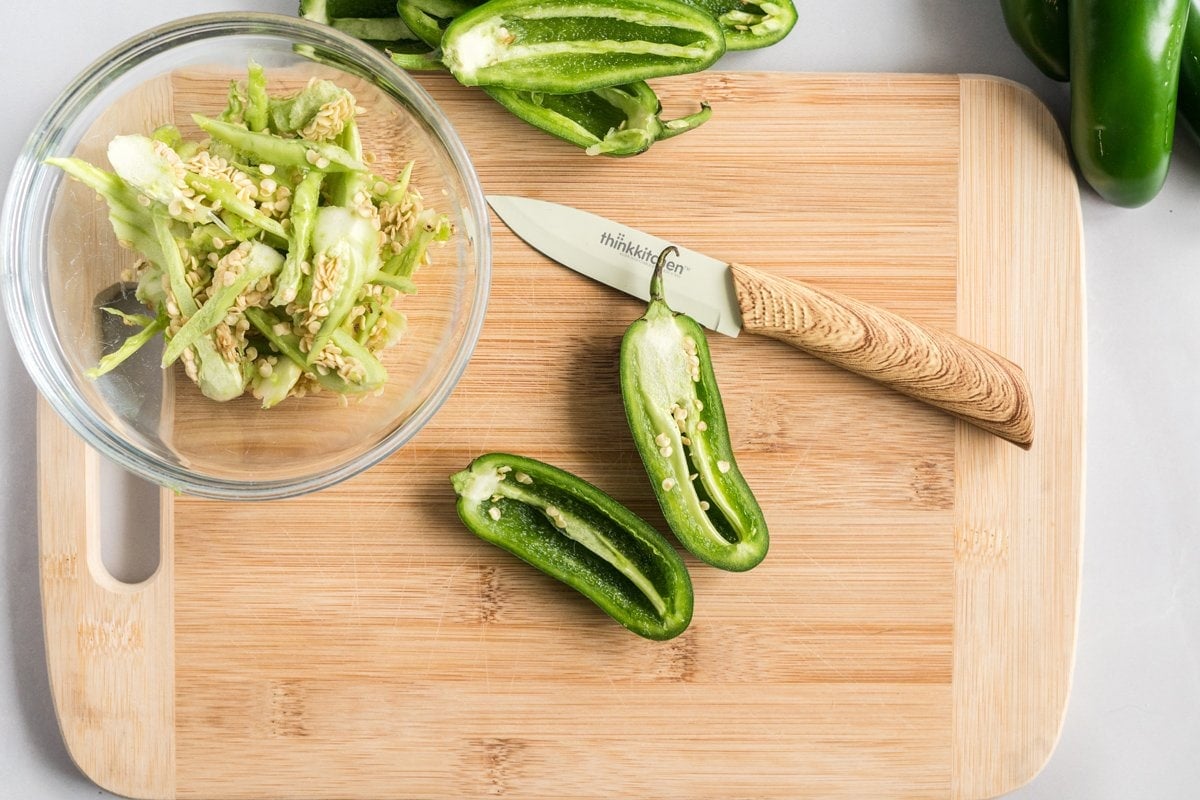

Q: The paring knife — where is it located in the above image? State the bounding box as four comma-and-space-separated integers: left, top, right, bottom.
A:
487, 195, 1034, 449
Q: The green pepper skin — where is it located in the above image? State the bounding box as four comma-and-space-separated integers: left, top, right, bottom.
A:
1069, 0, 1189, 207
397, 0, 485, 48
299, 0, 426, 51
451, 453, 694, 640
1000, 0, 1070, 81
483, 81, 711, 156
677, 0, 798, 51
300, 0, 398, 17
441, 0, 726, 94
1178, 0, 1200, 142
620, 249, 769, 572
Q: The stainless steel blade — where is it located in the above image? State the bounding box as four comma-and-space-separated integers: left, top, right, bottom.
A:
487, 195, 743, 337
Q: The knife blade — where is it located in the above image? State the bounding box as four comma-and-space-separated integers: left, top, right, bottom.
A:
487, 195, 1034, 449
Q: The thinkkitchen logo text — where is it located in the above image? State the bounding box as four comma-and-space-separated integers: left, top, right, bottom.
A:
599, 230, 690, 275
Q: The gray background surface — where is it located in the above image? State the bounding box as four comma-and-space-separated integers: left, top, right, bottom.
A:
2, 1, 1197, 797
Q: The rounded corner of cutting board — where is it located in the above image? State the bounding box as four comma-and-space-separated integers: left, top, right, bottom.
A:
951, 69, 1085, 800
37, 398, 176, 800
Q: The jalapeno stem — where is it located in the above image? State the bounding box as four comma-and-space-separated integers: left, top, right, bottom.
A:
622, 245, 770, 571
649, 245, 677, 303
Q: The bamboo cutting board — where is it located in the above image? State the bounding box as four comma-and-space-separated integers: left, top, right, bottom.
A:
38, 72, 1084, 800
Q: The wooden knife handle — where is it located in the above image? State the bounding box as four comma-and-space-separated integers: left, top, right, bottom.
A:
730, 262, 1034, 448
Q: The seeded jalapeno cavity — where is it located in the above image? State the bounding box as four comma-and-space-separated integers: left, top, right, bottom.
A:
440, 0, 727, 94
676, 0, 799, 51
620, 247, 769, 572
450, 453, 694, 640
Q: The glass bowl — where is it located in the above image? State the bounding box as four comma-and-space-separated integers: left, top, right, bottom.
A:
1, 12, 490, 499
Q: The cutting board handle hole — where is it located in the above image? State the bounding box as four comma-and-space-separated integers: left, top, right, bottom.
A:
98, 455, 160, 585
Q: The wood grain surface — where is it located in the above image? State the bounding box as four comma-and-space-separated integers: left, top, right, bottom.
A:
729, 261, 1035, 447
37, 71, 1084, 799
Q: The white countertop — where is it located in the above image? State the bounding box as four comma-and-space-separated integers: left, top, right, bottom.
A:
2, 1, 1197, 797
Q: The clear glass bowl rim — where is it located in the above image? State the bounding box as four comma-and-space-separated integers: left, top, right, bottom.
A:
0, 11, 491, 500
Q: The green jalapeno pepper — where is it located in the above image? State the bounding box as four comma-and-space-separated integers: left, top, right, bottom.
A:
304, 0, 721, 157
676, 0, 798, 51
397, 0, 486, 47
390, 1, 715, 156
440, 0, 727, 94
1177, 0, 1200, 142
620, 248, 769, 572
451, 453, 694, 640
1069, 0, 1190, 207
300, 0, 427, 52
483, 81, 711, 156
1000, 0, 1070, 81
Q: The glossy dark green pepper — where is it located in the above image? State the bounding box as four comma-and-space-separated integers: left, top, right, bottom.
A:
1177, 0, 1200, 141
1069, 0, 1189, 207
450, 453, 694, 640
440, 0, 727, 94
483, 81, 711, 156
999, 0, 1070, 81
620, 248, 769, 572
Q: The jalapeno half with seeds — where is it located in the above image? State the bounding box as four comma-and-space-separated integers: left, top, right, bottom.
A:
450, 453, 694, 640
440, 0, 727, 94
621, 247, 769, 572
677, 0, 798, 51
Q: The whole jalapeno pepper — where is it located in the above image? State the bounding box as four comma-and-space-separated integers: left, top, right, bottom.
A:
999, 0, 1070, 81
1177, 0, 1200, 142
483, 81, 712, 156
440, 0, 727, 94
1069, 0, 1189, 207
620, 248, 769, 572
450, 452, 694, 640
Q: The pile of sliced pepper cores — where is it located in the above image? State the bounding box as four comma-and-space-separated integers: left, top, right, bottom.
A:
1002, 0, 1199, 207
302, 0, 797, 156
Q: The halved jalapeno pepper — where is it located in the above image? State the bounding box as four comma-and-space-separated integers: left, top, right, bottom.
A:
677, 0, 798, 51
620, 248, 769, 572
300, 0, 427, 52
451, 453, 694, 640
440, 0, 727, 94
483, 81, 711, 156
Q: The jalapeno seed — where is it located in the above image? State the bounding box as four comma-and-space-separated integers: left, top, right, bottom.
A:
451, 453, 694, 639
620, 247, 770, 572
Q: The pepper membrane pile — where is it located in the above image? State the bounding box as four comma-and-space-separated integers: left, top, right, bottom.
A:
1001, 0, 1198, 207
49, 63, 451, 406
302, 0, 798, 156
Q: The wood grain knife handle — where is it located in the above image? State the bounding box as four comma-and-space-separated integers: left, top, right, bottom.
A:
730, 262, 1034, 448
